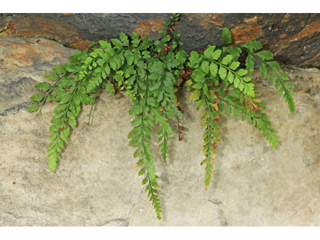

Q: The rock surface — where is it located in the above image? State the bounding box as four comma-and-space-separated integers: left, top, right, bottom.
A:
0, 37, 78, 115
1, 36, 320, 226
1, 13, 320, 67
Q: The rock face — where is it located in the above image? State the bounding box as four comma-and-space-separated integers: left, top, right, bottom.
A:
1, 13, 320, 67
0, 37, 77, 114
1, 18, 320, 226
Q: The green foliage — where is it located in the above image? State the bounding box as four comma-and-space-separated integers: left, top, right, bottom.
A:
240, 41, 295, 115
221, 27, 232, 45
28, 14, 295, 220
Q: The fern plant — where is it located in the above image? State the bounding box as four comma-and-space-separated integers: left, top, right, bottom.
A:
27, 14, 295, 219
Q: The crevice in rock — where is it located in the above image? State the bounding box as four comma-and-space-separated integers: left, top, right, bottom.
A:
208, 199, 222, 205
217, 208, 228, 226
127, 187, 144, 225
40, 36, 72, 49
208, 199, 228, 226
0, 101, 30, 116
98, 218, 129, 227
98, 186, 143, 227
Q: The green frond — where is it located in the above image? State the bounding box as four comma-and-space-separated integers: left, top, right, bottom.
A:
240, 45, 295, 115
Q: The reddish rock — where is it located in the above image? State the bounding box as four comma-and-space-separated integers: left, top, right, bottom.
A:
0, 37, 77, 70
0, 16, 80, 48
230, 16, 265, 44
0, 21, 14, 33
276, 20, 320, 44
133, 18, 165, 40
0, 22, 8, 32
211, 13, 225, 26
69, 38, 93, 51
10, 16, 77, 43
201, 14, 225, 28
1, 13, 320, 67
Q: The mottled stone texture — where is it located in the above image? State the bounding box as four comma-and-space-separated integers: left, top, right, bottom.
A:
0, 37, 78, 114
1, 13, 320, 67
1, 33, 320, 226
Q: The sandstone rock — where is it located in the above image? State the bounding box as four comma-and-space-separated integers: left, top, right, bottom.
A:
0, 37, 320, 226
0, 37, 77, 114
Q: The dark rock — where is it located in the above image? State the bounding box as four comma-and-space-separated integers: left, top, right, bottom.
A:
1, 13, 320, 66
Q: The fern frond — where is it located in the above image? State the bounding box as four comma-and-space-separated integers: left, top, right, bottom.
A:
273, 71, 295, 115
147, 53, 183, 165
218, 95, 279, 149
157, 126, 168, 165
27, 68, 70, 114
190, 45, 256, 97
200, 93, 220, 190
47, 77, 84, 171
153, 109, 173, 165
128, 70, 162, 216
255, 112, 279, 149
221, 27, 232, 45
240, 45, 295, 115
190, 88, 219, 190
29, 53, 94, 172
145, 174, 162, 219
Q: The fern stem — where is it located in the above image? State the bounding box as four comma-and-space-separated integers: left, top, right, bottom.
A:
164, 15, 179, 48
216, 96, 246, 112
138, 82, 162, 219
202, 92, 217, 190
217, 96, 259, 118
239, 45, 293, 92
212, 59, 252, 93
146, 173, 161, 219
160, 111, 169, 165
61, 79, 83, 125
37, 73, 69, 115
87, 85, 101, 125
212, 60, 242, 80
256, 111, 278, 144
217, 96, 278, 148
